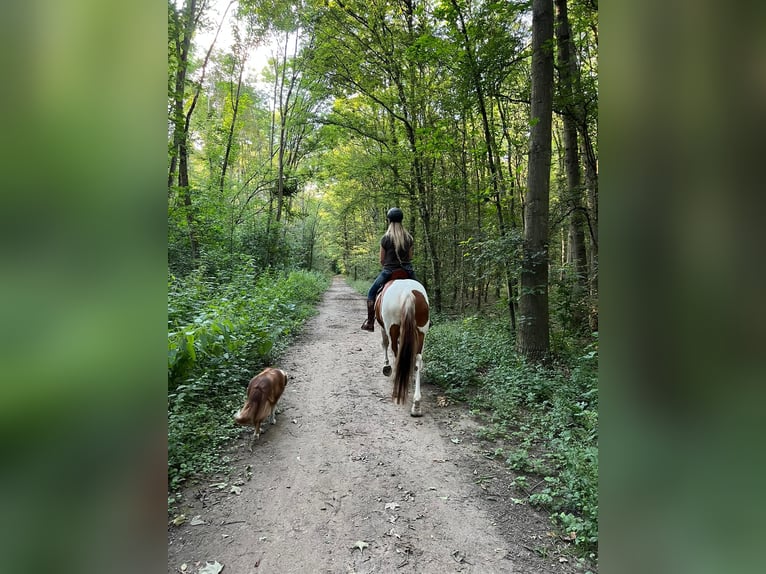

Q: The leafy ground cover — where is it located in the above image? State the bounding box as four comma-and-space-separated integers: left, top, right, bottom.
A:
167, 264, 329, 495
425, 315, 598, 555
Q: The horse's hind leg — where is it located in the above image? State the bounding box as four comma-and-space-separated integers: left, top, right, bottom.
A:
381, 330, 392, 376
410, 353, 424, 417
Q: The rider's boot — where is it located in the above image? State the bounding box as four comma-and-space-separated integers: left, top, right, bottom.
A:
361, 300, 375, 331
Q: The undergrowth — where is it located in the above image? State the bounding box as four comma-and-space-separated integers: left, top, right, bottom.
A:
425, 316, 598, 555
167, 263, 329, 497
345, 276, 371, 297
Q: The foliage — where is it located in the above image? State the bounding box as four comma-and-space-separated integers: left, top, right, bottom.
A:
425, 317, 598, 553
167, 0, 598, 549
167, 264, 329, 492
550, 266, 592, 340
425, 315, 513, 400
345, 277, 372, 297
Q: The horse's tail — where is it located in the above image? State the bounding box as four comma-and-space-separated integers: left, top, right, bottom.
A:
393, 291, 418, 404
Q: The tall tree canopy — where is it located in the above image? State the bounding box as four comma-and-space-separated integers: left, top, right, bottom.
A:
168, 0, 598, 358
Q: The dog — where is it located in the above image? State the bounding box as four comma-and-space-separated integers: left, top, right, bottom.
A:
234, 367, 288, 451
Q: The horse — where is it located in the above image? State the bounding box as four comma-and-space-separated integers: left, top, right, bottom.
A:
374, 278, 430, 416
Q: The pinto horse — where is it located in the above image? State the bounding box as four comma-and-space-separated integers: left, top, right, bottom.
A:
374, 277, 430, 416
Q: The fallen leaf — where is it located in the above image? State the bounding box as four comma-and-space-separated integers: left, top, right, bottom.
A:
210, 482, 228, 490
180, 564, 188, 572
384, 502, 400, 510
230, 485, 242, 495
190, 515, 206, 526
197, 561, 224, 574
450, 437, 461, 444
171, 514, 187, 526
561, 531, 577, 541
559, 557, 569, 563
352, 540, 369, 552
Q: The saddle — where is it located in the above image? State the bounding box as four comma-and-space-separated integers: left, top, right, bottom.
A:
375, 269, 410, 306
374, 270, 412, 327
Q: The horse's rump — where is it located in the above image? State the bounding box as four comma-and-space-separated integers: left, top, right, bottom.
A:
378, 280, 429, 405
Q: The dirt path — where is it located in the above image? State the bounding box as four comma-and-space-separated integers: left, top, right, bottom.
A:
168, 277, 583, 574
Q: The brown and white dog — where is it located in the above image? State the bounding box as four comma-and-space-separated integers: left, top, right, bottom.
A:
234, 367, 288, 451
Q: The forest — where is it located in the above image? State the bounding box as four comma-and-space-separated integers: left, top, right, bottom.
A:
169, 0, 598, 555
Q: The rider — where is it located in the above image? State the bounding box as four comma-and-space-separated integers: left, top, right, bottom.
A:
361, 207, 417, 332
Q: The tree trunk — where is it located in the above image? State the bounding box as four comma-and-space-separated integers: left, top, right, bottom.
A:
555, 0, 588, 329
582, 131, 598, 330
411, 150, 442, 312
497, 102, 520, 331
275, 34, 290, 223
275, 31, 300, 223
220, 62, 244, 195
518, 0, 554, 361
168, 0, 200, 261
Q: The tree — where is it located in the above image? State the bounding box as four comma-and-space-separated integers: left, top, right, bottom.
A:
166, 0, 598, 350
306, 0, 455, 309
518, 0, 554, 360
442, 0, 525, 330
555, 0, 588, 330
168, 0, 208, 262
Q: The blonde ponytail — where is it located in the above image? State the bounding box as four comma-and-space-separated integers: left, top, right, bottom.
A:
385, 222, 413, 261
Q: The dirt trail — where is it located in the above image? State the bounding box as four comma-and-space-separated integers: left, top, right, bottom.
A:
168, 277, 582, 574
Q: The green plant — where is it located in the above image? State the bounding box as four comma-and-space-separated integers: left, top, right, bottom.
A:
167, 265, 329, 493
424, 316, 598, 554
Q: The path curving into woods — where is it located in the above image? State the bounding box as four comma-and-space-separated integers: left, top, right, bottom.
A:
168, 277, 583, 574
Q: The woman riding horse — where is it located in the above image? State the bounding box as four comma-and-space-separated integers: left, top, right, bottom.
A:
361, 207, 417, 332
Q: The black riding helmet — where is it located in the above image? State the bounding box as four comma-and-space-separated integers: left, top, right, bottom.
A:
386, 207, 404, 222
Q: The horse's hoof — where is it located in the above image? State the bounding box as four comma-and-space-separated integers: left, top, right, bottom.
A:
383, 365, 392, 376
410, 402, 422, 417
